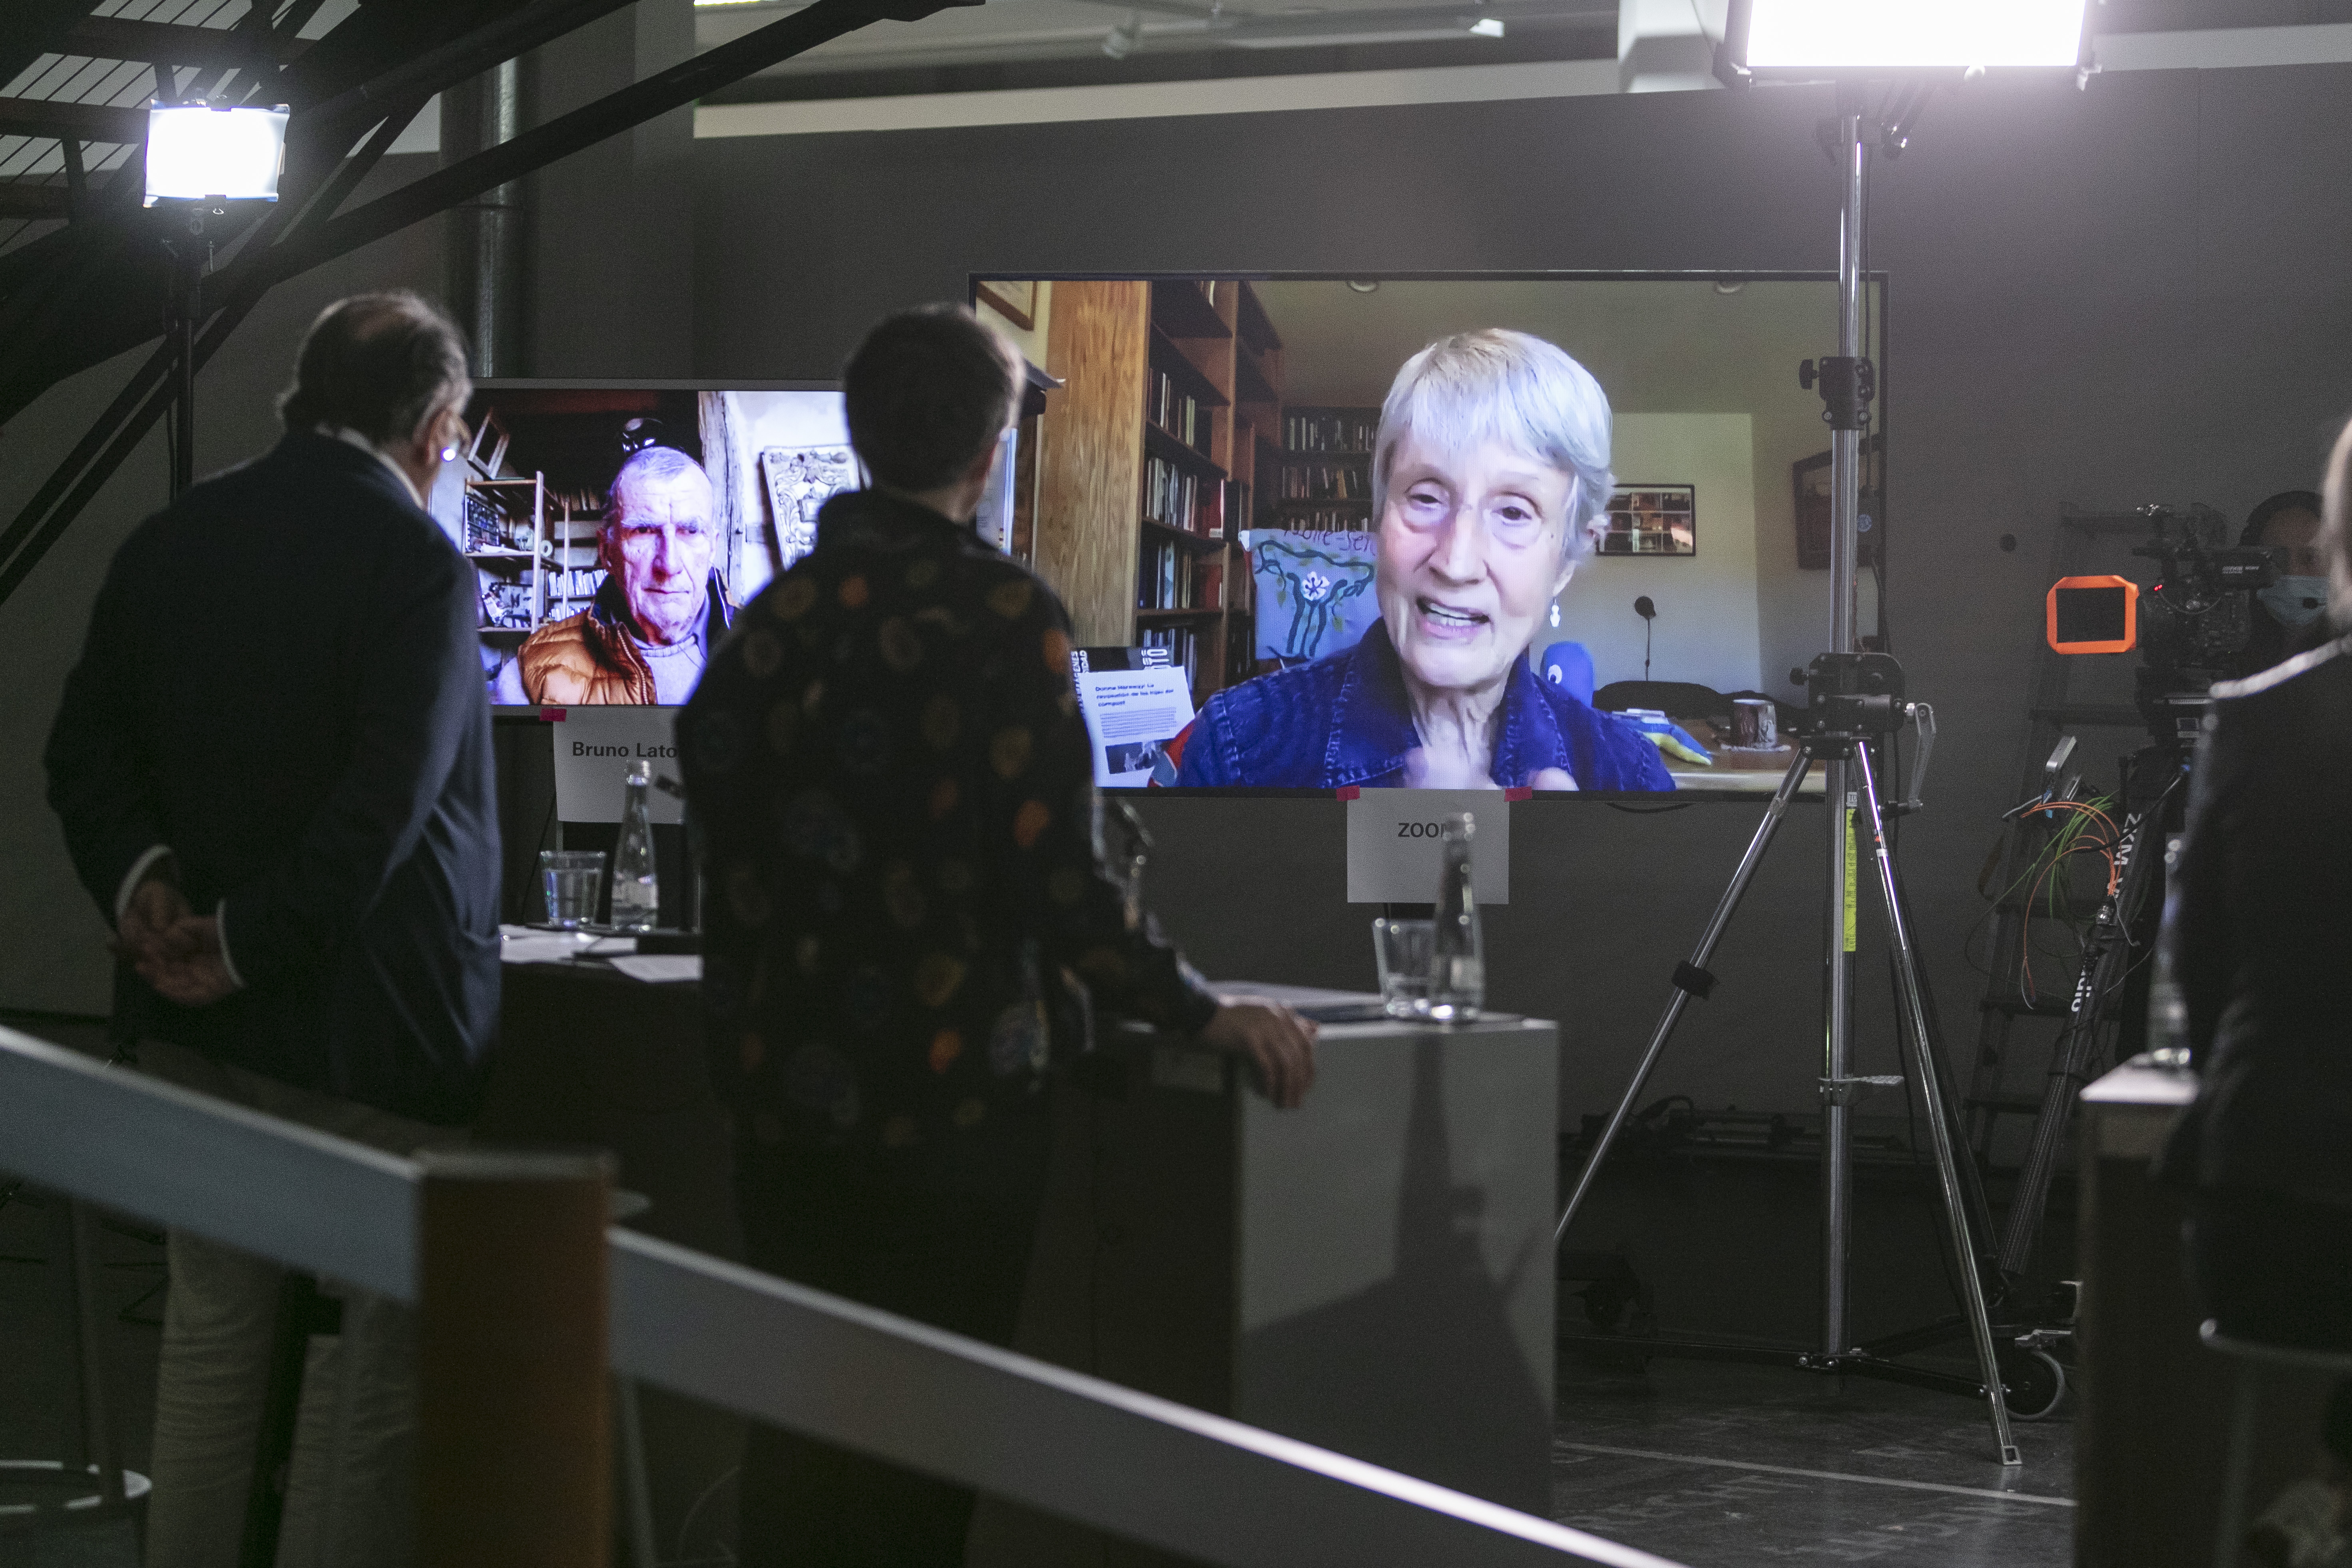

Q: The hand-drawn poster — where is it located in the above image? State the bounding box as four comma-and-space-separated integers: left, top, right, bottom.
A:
1241, 529, 1381, 665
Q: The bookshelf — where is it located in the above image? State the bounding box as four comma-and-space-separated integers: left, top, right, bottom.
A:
1273, 405, 1379, 532
459, 414, 554, 639
1030, 277, 1285, 707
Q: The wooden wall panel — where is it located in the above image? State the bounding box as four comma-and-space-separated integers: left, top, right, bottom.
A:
1038, 280, 1149, 647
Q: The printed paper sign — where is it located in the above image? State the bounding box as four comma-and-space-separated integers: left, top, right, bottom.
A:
1344, 789, 1511, 905
550, 707, 685, 825
1073, 667, 1196, 788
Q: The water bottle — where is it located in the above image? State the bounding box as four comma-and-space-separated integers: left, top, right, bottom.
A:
1426, 813, 1483, 1022
611, 759, 660, 932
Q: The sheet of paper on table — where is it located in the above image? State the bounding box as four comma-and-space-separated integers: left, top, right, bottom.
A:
499, 924, 637, 965
607, 954, 703, 984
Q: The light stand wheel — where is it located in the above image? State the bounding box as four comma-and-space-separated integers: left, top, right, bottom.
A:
1998, 1347, 2067, 1421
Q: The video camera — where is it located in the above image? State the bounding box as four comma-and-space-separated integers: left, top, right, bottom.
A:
2045, 504, 2284, 750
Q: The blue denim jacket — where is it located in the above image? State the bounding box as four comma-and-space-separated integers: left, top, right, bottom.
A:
1172, 620, 1675, 791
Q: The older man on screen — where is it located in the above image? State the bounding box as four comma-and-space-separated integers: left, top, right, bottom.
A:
1171, 329, 1672, 792
496, 444, 733, 704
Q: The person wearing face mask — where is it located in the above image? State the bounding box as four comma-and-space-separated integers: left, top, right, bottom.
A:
2239, 488, 2334, 675
1169, 329, 1672, 792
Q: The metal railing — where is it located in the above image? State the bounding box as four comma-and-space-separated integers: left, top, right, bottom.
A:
0, 1024, 1685, 1568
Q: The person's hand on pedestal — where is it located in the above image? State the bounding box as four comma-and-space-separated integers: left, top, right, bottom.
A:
1201, 998, 1318, 1110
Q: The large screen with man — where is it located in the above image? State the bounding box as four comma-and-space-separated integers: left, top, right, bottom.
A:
441, 383, 866, 709
970, 273, 1887, 794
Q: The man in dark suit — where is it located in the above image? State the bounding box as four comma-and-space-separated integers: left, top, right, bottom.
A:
679, 305, 1318, 1565
45, 289, 497, 1568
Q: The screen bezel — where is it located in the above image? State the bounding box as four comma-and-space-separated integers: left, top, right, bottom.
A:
967, 270, 1890, 803
473, 378, 843, 723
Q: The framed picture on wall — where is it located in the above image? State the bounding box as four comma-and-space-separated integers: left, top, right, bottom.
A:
1599, 484, 1697, 556
975, 279, 1037, 331
1793, 440, 1885, 571
1794, 451, 1832, 569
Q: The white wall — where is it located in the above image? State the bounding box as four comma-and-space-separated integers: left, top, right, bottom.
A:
722, 389, 857, 598
1553, 413, 1763, 695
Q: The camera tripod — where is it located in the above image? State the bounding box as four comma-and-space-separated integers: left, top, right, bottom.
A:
1556, 653, 2020, 1467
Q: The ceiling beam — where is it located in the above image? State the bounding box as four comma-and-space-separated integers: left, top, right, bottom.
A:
0, 98, 148, 143
0, 0, 106, 90
61, 16, 313, 72
0, 185, 73, 220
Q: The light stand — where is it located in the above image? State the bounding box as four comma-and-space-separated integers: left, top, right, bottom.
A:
161, 219, 209, 500
1552, 66, 2064, 1466
143, 100, 288, 499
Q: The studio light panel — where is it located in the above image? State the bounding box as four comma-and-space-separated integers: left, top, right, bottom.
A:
144, 104, 290, 205
1741, 0, 2089, 73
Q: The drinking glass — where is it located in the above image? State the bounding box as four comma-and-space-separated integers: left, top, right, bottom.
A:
1372, 918, 1434, 1018
540, 850, 606, 929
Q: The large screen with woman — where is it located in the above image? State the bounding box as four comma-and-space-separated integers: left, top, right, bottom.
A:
970, 274, 1886, 794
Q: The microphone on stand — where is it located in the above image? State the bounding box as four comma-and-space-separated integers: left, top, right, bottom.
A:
1633, 596, 1657, 681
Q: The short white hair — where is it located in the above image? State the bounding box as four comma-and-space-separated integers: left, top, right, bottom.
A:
604, 446, 711, 532
1371, 329, 1615, 562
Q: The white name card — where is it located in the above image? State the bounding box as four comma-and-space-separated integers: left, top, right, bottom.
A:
548, 707, 685, 825
1343, 788, 1513, 905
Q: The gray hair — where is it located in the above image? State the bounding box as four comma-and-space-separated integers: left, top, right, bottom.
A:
605, 446, 711, 530
1371, 329, 1615, 564
277, 291, 470, 446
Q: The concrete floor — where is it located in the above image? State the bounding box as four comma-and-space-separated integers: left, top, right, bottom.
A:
1552, 1358, 2071, 1566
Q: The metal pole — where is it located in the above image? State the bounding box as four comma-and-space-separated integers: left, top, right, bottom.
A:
443, 56, 530, 377
1853, 750, 2021, 1466
1557, 741, 1814, 1243
169, 240, 199, 498
1818, 92, 1867, 1362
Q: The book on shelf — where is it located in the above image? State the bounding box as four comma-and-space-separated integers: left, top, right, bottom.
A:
1137, 624, 1199, 690
1143, 455, 1211, 535
1135, 547, 1232, 614
1147, 367, 1213, 457
1281, 506, 1376, 532
1136, 541, 1180, 611
462, 489, 514, 554
1279, 461, 1370, 501
1284, 410, 1378, 452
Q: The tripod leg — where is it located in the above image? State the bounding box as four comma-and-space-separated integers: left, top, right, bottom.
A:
1887, 854, 2005, 1294
1854, 751, 2022, 1467
1556, 743, 1814, 1243
1823, 756, 1856, 1359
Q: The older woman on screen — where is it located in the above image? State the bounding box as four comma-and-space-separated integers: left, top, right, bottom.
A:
1171, 329, 1671, 791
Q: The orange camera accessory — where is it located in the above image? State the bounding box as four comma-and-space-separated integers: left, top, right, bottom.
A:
2046, 575, 2137, 654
